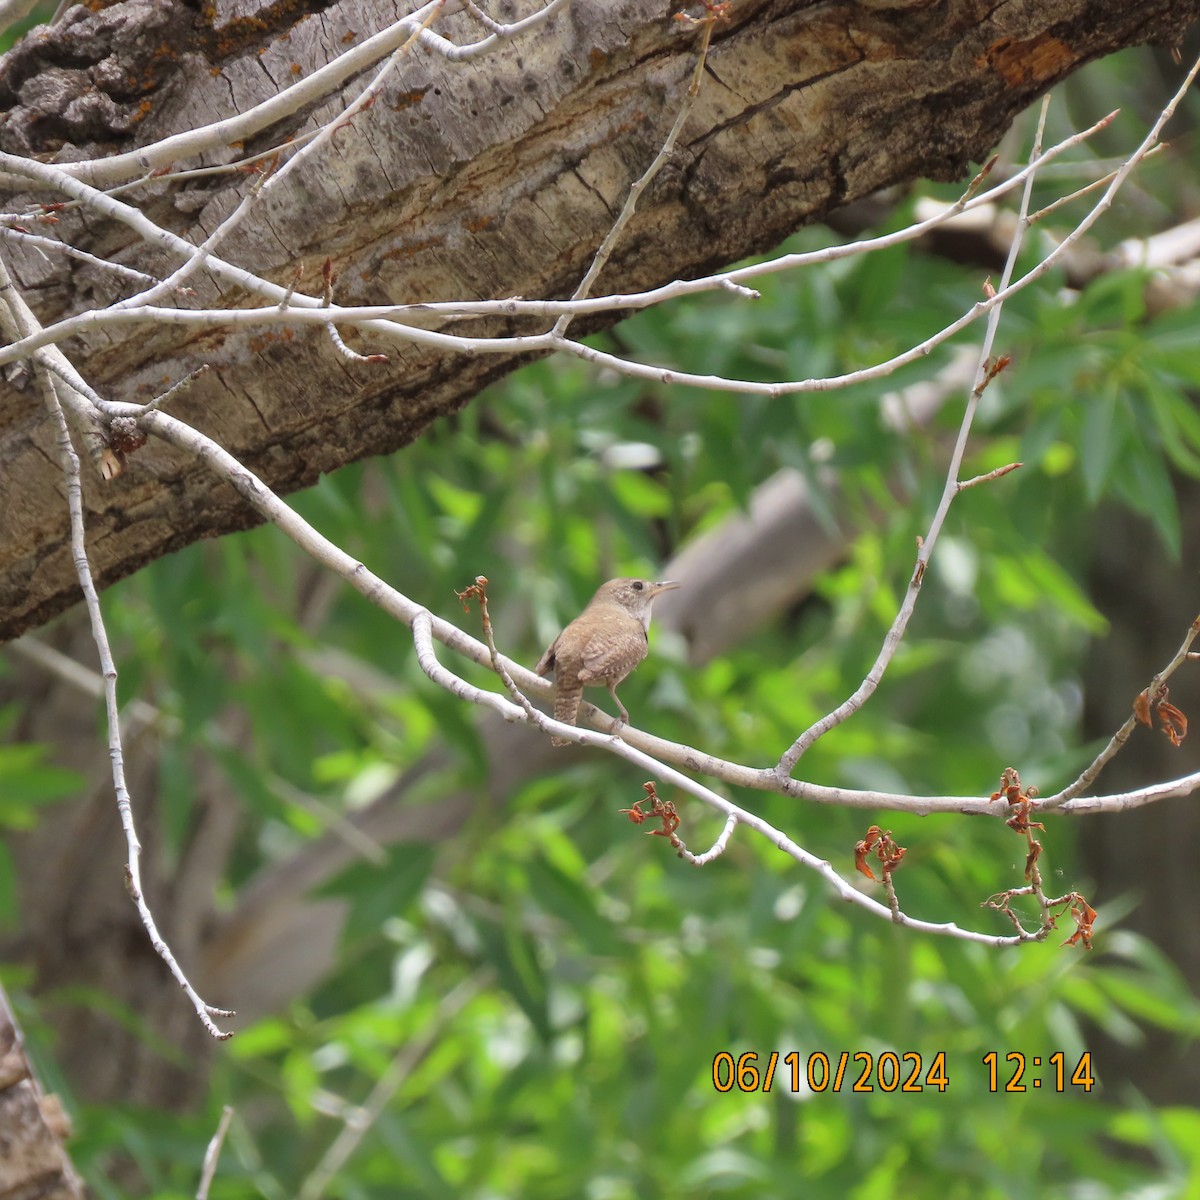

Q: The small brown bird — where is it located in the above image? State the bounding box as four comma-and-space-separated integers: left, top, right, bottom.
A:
535, 577, 680, 745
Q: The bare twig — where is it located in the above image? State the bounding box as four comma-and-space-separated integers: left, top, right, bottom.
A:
410, 613, 1036, 944
0, 249, 233, 1037
73, 398, 1200, 823
43, 0, 572, 189
0, 223, 157, 286
322, 259, 387, 363
455, 577, 540, 718
196, 1106, 234, 1200
1041, 613, 1200, 809
0, 111, 1119, 379
956, 461, 1023, 492
1028, 143, 1166, 224
677, 812, 738, 866
143, 364, 211, 412
36, 370, 234, 1039
777, 96, 1052, 775
113, 163, 282, 312
551, 5, 721, 338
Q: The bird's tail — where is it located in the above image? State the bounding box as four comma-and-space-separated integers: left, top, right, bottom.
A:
552, 683, 582, 747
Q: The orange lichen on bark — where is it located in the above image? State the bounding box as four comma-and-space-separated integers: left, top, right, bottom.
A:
246, 329, 296, 353
979, 34, 1074, 86
392, 88, 429, 111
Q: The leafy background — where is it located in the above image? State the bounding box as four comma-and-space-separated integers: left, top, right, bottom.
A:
4, 31, 1200, 1200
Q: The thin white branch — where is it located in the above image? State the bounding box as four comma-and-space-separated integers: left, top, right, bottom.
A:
115, 4, 446, 315
142, 364, 210, 412
409, 613, 1037, 944
1029, 143, 1165, 225
97, 133, 323, 197
720, 278, 760, 299
47, 0, 572, 189
196, 1106, 234, 1200
678, 813, 738, 867
776, 95, 1051, 775
1040, 613, 1200, 809
73, 397, 1200, 822
28, 371, 234, 1039
0, 224, 158, 286
324, 321, 385, 362
0, 110, 1117, 378
111, 163, 280, 311
0, 253, 235, 1037
551, 10, 717, 338
462, 0, 504, 34
0, 244, 116, 469
1057, 771, 1200, 814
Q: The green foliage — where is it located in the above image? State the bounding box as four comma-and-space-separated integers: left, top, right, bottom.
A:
7, 42, 1200, 1200
0, 1, 54, 52
0, 731, 84, 826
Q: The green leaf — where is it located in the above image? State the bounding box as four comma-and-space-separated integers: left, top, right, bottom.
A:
318, 843, 436, 944
524, 859, 621, 957
479, 914, 551, 1042
1079, 385, 1122, 503
0, 743, 82, 828
1114, 434, 1182, 556
1012, 550, 1107, 633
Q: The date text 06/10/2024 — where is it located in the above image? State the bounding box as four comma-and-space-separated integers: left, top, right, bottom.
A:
711, 1051, 1096, 1094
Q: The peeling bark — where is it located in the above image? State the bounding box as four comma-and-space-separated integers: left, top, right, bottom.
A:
1, 0, 1198, 641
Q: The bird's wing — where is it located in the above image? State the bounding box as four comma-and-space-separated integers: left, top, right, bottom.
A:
578, 627, 647, 682
535, 635, 559, 677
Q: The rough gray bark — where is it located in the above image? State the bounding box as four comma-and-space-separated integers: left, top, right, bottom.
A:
2, 0, 1199, 642
0, 983, 84, 1200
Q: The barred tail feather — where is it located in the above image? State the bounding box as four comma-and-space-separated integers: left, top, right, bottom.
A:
552, 682, 582, 746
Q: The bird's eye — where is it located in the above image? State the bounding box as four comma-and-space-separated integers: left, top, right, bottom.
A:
632, 581, 644, 591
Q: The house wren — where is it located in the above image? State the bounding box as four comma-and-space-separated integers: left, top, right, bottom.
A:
535, 577, 680, 745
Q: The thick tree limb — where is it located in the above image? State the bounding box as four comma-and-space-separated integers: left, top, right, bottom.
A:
1, 0, 1198, 641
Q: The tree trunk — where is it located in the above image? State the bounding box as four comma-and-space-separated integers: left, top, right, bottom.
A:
1080, 481, 1200, 1105
2, 0, 1199, 641
0, 983, 84, 1200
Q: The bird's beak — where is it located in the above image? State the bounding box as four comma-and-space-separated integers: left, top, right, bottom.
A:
649, 580, 681, 597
